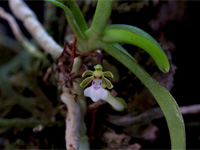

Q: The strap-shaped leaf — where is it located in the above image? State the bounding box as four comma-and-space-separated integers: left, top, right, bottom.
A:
46, 0, 85, 39
102, 25, 169, 72
64, 0, 88, 32
86, 0, 113, 36
100, 42, 185, 150
80, 76, 93, 88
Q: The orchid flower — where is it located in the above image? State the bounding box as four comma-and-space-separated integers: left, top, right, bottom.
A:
80, 65, 127, 111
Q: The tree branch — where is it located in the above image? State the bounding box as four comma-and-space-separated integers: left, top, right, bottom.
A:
8, 0, 63, 58
107, 104, 200, 126
0, 7, 24, 42
0, 118, 62, 128
60, 57, 89, 150
0, 7, 44, 58
61, 88, 81, 150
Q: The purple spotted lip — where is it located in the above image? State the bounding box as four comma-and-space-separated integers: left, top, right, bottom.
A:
93, 81, 102, 90
94, 86, 100, 90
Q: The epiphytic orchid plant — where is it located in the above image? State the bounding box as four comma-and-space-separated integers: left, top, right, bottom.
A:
46, 0, 185, 149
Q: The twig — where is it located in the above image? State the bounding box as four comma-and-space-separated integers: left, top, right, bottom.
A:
60, 57, 89, 150
87, 100, 107, 113
61, 88, 81, 150
0, 118, 62, 128
8, 0, 63, 58
0, 7, 24, 42
72, 57, 90, 149
102, 128, 141, 150
68, 35, 77, 72
0, 7, 44, 58
180, 104, 200, 114
107, 104, 200, 126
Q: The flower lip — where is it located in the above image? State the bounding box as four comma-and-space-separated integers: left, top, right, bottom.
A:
84, 79, 108, 102
94, 86, 101, 90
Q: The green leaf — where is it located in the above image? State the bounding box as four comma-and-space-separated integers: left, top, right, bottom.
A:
45, 0, 85, 39
102, 25, 170, 72
64, 0, 88, 32
100, 42, 185, 150
86, 0, 113, 37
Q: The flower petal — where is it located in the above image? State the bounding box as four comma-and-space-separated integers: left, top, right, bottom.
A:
103, 71, 114, 78
80, 76, 93, 88
84, 84, 108, 102
102, 77, 113, 89
82, 70, 94, 77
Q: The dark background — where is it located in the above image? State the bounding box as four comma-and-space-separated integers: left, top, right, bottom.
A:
0, 0, 200, 149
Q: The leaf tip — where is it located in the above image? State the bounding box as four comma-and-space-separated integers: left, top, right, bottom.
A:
161, 65, 170, 73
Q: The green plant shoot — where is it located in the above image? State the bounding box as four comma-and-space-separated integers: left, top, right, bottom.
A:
46, 0, 186, 149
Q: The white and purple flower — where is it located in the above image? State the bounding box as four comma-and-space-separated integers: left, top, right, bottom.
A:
84, 79, 108, 102
80, 64, 127, 111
